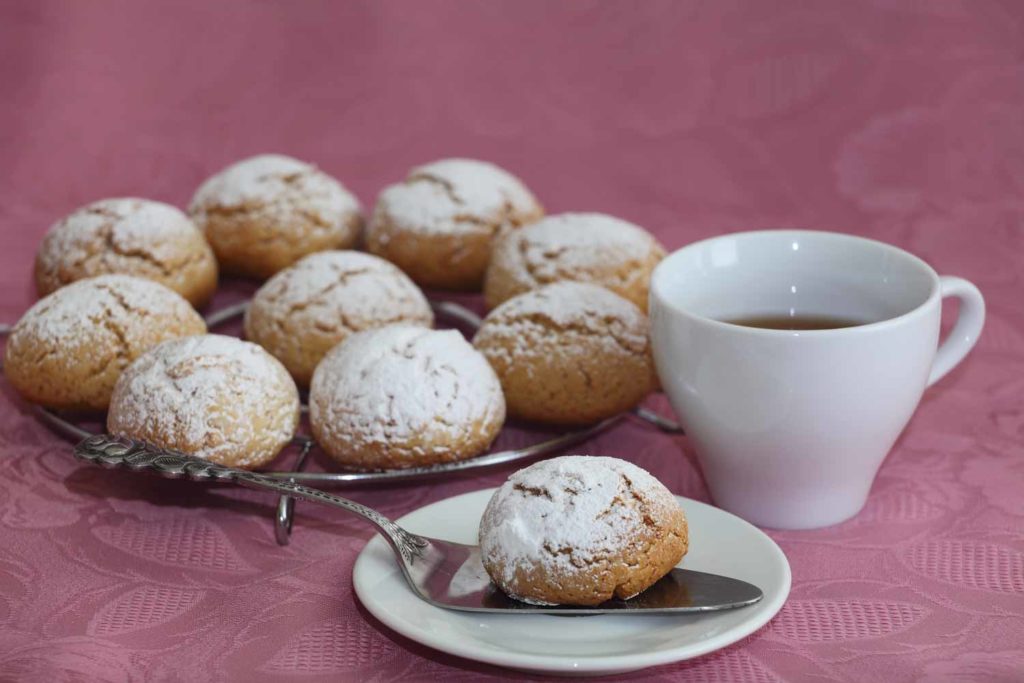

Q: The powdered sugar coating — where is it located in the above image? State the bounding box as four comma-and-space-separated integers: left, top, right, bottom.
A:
244, 250, 433, 386
34, 198, 218, 306
479, 456, 687, 605
484, 212, 665, 311
247, 250, 431, 326
309, 325, 505, 469
39, 199, 200, 270
366, 159, 544, 290
475, 281, 650, 367
17, 275, 201, 348
190, 154, 360, 222
189, 154, 363, 278
107, 334, 300, 468
473, 282, 655, 425
372, 158, 540, 239
3, 274, 206, 410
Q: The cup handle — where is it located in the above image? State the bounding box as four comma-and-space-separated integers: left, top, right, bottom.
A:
927, 276, 986, 387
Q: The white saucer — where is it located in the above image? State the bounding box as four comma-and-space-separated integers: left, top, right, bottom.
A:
352, 488, 791, 676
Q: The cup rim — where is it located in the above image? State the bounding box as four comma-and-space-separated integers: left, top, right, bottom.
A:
650, 229, 941, 336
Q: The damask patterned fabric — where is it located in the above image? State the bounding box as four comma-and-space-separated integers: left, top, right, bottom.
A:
0, 1, 1022, 681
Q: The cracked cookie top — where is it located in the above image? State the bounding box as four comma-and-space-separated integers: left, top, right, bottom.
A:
3, 275, 206, 411
473, 281, 655, 425
189, 154, 364, 279
107, 334, 300, 469
373, 158, 540, 237
479, 455, 689, 606
34, 198, 219, 307
244, 250, 434, 387
484, 212, 665, 312
309, 325, 505, 470
367, 158, 543, 290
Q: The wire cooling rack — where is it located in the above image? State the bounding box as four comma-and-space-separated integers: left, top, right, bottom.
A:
1, 298, 683, 544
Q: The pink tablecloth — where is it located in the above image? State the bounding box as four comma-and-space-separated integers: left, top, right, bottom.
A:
1, 2, 1022, 681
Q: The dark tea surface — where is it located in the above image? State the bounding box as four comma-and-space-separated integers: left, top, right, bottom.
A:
722, 315, 870, 330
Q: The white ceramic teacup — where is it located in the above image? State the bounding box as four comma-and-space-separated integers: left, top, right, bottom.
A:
649, 230, 985, 529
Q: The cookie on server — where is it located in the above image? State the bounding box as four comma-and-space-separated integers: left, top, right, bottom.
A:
107, 334, 300, 469
309, 326, 505, 470
480, 455, 689, 606
34, 198, 218, 307
484, 212, 665, 312
367, 158, 543, 290
473, 281, 656, 425
189, 154, 363, 279
244, 250, 433, 387
4, 275, 206, 411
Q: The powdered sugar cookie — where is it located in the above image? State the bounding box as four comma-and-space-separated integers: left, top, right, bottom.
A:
3, 275, 206, 411
107, 334, 300, 469
244, 250, 433, 387
480, 455, 688, 606
189, 154, 363, 279
35, 198, 218, 307
309, 325, 505, 469
368, 158, 543, 290
473, 282, 656, 425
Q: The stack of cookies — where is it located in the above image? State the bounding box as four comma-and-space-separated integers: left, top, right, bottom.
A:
5, 153, 668, 471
